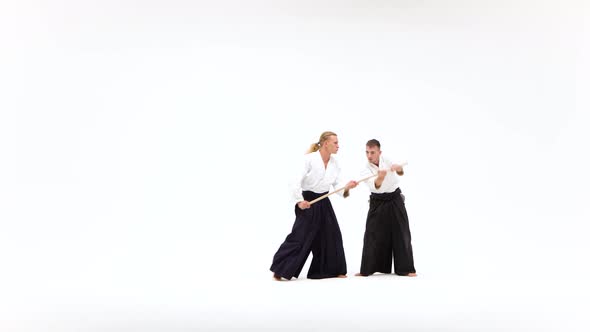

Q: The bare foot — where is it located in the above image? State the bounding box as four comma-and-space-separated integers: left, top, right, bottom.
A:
407, 272, 417, 277
354, 273, 368, 277
273, 273, 283, 281
337, 274, 347, 278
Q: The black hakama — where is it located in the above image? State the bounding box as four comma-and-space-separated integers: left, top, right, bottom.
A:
270, 191, 347, 280
359, 188, 416, 276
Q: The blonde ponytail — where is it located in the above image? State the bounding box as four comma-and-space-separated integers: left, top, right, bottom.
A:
305, 131, 337, 154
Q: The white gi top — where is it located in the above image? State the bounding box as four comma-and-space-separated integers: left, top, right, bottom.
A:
290, 151, 347, 205
361, 155, 401, 194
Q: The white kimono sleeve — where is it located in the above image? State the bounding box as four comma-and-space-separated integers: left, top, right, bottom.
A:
289, 155, 310, 207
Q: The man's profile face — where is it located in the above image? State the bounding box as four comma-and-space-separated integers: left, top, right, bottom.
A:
324, 135, 339, 154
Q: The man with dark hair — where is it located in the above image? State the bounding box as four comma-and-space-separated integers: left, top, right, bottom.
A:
356, 139, 417, 277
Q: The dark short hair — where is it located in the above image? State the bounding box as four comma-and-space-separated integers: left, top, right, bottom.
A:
366, 139, 381, 148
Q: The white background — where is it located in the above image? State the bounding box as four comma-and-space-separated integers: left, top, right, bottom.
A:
1, 0, 589, 331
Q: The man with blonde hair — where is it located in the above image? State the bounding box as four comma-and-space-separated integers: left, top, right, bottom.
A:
270, 131, 358, 280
